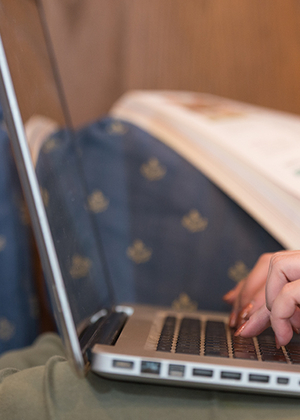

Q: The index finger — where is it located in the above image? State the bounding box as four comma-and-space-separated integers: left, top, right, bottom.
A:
236, 253, 273, 310
269, 279, 300, 346
236, 304, 271, 338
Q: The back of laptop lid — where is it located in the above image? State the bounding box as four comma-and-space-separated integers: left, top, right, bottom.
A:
0, 0, 114, 375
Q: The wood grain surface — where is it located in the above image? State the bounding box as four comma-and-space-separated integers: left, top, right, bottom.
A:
2, 0, 300, 126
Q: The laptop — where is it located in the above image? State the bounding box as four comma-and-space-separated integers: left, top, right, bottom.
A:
1, 1, 300, 397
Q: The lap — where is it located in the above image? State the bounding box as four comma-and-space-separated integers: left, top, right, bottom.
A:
0, 333, 299, 420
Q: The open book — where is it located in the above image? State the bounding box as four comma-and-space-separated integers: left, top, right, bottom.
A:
111, 90, 300, 250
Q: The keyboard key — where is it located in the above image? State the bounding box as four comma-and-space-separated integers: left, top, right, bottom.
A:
257, 328, 287, 363
231, 332, 258, 360
157, 316, 176, 352
176, 318, 201, 355
234, 351, 258, 360
261, 354, 287, 363
205, 321, 229, 357
285, 333, 300, 363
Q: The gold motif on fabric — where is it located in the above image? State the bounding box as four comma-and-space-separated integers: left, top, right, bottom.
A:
140, 158, 166, 181
40, 187, 49, 207
88, 190, 109, 213
172, 293, 197, 312
0, 235, 6, 252
0, 318, 15, 341
43, 137, 60, 153
127, 240, 152, 264
69, 254, 92, 279
107, 121, 128, 135
228, 260, 250, 282
181, 209, 208, 232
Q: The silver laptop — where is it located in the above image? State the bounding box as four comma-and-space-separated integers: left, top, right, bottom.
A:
1, 1, 300, 397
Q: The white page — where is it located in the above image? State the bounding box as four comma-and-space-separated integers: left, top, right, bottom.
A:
143, 92, 300, 200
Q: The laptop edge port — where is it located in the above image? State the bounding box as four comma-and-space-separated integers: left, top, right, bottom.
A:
193, 368, 213, 378
277, 377, 289, 385
141, 361, 161, 375
169, 364, 185, 377
221, 371, 241, 380
249, 374, 269, 383
113, 360, 134, 369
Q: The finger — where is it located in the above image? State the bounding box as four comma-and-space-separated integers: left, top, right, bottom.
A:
269, 279, 300, 346
228, 280, 247, 327
290, 307, 300, 334
230, 254, 272, 328
235, 304, 271, 338
238, 253, 273, 310
236, 285, 266, 327
266, 251, 300, 310
224, 253, 272, 306
223, 280, 244, 304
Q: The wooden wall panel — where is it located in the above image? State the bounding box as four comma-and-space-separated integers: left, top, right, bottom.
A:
42, 0, 125, 127
122, 0, 300, 113
0, 0, 65, 124
4, 0, 300, 126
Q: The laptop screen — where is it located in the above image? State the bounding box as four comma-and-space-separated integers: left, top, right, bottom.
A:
0, 0, 115, 334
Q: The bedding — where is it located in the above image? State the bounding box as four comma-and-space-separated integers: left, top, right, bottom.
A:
0, 106, 39, 353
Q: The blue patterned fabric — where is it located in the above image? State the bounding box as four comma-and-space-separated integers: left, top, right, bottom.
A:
35, 117, 284, 323
0, 107, 39, 353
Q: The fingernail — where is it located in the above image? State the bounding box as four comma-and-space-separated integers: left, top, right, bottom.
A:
239, 303, 254, 320
229, 311, 237, 328
292, 326, 300, 335
275, 336, 281, 349
234, 321, 248, 337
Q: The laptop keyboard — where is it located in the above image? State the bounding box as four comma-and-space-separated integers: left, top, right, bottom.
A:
205, 321, 229, 358
156, 316, 300, 364
156, 316, 176, 352
176, 317, 201, 355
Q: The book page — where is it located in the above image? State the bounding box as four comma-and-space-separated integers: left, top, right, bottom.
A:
156, 92, 300, 200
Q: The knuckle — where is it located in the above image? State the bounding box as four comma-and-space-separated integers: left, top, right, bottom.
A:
257, 252, 274, 267
282, 281, 294, 295
260, 252, 273, 262
239, 289, 251, 307
239, 289, 248, 301
269, 312, 276, 325
269, 252, 284, 269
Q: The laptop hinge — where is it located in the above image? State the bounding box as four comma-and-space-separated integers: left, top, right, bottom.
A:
80, 311, 128, 355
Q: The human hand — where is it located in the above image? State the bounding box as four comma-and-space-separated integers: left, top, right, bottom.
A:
234, 250, 300, 347
223, 253, 273, 328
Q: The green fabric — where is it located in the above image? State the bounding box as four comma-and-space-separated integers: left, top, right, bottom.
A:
0, 333, 299, 420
